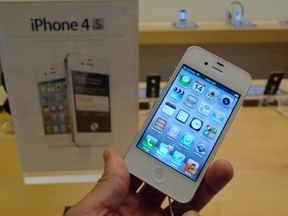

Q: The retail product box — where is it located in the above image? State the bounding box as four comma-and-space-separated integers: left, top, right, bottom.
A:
0, 0, 138, 183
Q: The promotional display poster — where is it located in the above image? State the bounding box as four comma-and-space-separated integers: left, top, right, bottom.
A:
0, 0, 138, 183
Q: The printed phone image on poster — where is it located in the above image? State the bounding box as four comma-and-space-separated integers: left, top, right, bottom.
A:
36, 64, 73, 147
72, 71, 111, 133
66, 54, 112, 147
38, 78, 70, 134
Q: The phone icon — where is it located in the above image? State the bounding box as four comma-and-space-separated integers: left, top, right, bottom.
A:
143, 135, 158, 151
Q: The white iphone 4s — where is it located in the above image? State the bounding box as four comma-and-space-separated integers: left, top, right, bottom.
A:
65, 54, 112, 146
36, 63, 73, 147
125, 46, 252, 203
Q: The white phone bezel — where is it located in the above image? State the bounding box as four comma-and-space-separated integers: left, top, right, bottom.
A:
124, 46, 252, 203
65, 54, 112, 147
36, 63, 74, 147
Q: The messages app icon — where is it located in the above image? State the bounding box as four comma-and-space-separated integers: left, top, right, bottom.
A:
179, 74, 192, 87
211, 109, 225, 124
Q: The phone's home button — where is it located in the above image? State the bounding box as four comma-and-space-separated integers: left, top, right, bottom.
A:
152, 167, 166, 183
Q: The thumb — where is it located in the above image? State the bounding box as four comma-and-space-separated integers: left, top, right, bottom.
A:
182, 210, 201, 216
96, 148, 131, 209
65, 148, 130, 216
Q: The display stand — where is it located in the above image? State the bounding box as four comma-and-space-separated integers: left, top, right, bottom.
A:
228, 20, 255, 28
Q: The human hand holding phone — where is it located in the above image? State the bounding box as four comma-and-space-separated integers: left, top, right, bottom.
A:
65, 148, 234, 216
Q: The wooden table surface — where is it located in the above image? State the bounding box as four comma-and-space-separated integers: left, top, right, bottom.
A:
1, 104, 288, 215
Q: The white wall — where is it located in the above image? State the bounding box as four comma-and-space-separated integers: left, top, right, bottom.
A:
139, 0, 288, 22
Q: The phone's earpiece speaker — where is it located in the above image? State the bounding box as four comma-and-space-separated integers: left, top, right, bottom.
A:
211, 62, 224, 74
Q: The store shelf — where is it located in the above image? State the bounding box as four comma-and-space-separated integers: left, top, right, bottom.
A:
139, 21, 288, 45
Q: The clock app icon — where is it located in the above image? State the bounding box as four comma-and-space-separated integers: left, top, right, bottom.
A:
190, 117, 203, 131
